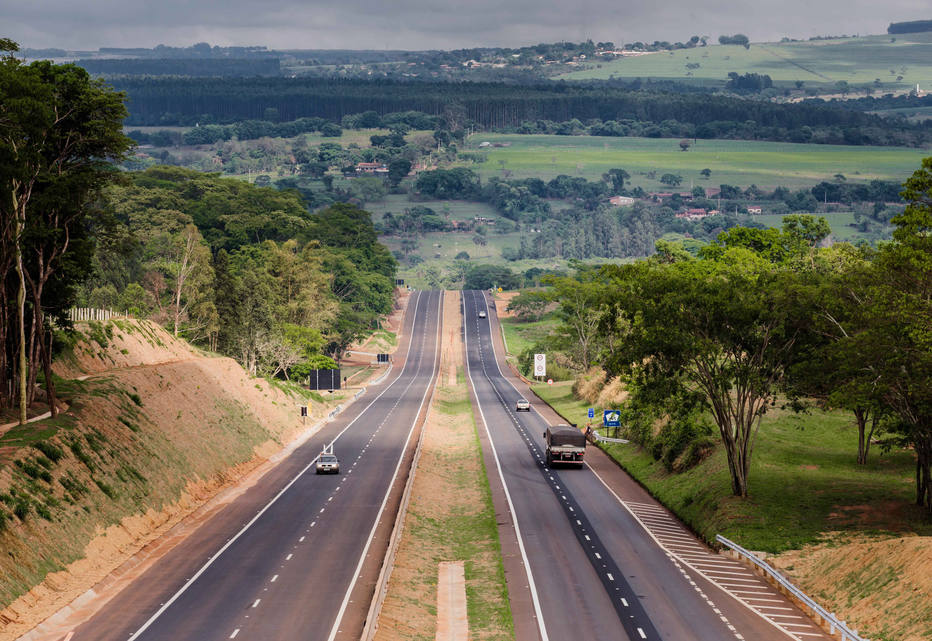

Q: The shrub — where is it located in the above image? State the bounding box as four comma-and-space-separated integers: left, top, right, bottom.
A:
15, 459, 52, 483
33, 441, 64, 463
69, 440, 96, 470
12, 496, 31, 520
59, 474, 89, 500
95, 480, 116, 499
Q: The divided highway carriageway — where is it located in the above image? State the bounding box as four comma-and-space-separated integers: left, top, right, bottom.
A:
462, 289, 829, 641
60, 290, 442, 641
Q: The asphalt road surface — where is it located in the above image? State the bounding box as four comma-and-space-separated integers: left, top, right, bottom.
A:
463, 290, 808, 641
60, 289, 443, 641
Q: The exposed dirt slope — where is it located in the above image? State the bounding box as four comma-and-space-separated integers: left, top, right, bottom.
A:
773, 535, 932, 641
0, 319, 324, 639
52, 319, 200, 379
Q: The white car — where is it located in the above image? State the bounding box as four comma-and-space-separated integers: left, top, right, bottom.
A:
515, 398, 531, 412
316, 453, 340, 474
478, 310, 487, 318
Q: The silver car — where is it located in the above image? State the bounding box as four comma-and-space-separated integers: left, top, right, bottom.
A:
316, 453, 340, 474
478, 310, 487, 318
515, 398, 530, 412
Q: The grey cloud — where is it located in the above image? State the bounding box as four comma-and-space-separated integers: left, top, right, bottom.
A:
1, 0, 928, 51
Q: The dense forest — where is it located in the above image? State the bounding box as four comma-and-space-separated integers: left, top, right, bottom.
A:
0, 45, 396, 425
88, 167, 395, 371
112, 77, 929, 146
888, 19, 932, 34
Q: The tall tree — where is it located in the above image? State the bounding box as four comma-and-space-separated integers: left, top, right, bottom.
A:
0, 42, 130, 421
600, 252, 808, 497
866, 158, 932, 511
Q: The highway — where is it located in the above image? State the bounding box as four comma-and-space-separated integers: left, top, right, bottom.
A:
462, 290, 820, 641
62, 290, 443, 641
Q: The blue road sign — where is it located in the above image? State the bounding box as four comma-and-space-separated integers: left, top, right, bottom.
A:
603, 409, 621, 428
587, 408, 595, 419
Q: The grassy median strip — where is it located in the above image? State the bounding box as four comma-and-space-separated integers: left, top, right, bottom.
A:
375, 293, 512, 641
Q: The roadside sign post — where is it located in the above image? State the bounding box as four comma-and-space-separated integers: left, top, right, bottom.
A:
534, 353, 546, 381
603, 409, 621, 437
587, 408, 595, 419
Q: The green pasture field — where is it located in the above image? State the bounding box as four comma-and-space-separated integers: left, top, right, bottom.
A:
558, 33, 932, 91
499, 316, 558, 358
533, 380, 932, 553
464, 134, 928, 190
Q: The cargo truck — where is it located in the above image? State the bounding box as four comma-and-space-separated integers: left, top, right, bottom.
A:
543, 424, 586, 468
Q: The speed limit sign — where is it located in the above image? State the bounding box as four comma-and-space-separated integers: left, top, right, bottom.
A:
534, 353, 546, 377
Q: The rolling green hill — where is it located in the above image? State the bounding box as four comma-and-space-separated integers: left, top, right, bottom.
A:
465, 134, 928, 189
558, 33, 932, 93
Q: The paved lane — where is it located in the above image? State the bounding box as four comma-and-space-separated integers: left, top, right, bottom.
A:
63, 290, 443, 641
463, 289, 805, 641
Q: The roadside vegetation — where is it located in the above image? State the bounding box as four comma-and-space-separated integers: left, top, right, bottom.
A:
498, 158, 932, 640
500, 156, 932, 521
535, 380, 932, 551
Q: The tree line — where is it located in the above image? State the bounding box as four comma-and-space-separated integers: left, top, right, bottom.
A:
108, 77, 929, 146
76, 58, 281, 78
0, 44, 396, 425
532, 162, 931, 511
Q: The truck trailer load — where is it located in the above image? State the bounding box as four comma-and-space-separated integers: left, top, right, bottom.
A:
543, 424, 586, 468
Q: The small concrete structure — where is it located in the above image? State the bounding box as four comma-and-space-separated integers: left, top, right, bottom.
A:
436, 561, 468, 641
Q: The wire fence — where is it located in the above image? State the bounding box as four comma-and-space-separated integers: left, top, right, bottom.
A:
67, 308, 131, 322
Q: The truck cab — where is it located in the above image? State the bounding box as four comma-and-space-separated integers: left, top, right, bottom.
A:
543, 424, 586, 468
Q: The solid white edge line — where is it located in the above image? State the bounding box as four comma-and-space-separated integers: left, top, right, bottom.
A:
125, 291, 427, 641
585, 464, 801, 640
325, 290, 444, 641
464, 291, 550, 641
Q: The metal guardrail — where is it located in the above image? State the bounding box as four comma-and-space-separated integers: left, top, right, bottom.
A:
715, 535, 870, 641
593, 433, 630, 444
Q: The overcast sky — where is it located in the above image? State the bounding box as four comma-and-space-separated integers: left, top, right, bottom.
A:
1, 0, 929, 51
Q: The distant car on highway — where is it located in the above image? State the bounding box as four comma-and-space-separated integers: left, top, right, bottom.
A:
515, 398, 531, 411
478, 310, 487, 318
316, 453, 340, 474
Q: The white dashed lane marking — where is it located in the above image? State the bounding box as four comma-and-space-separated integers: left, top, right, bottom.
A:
469, 292, 659, 640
